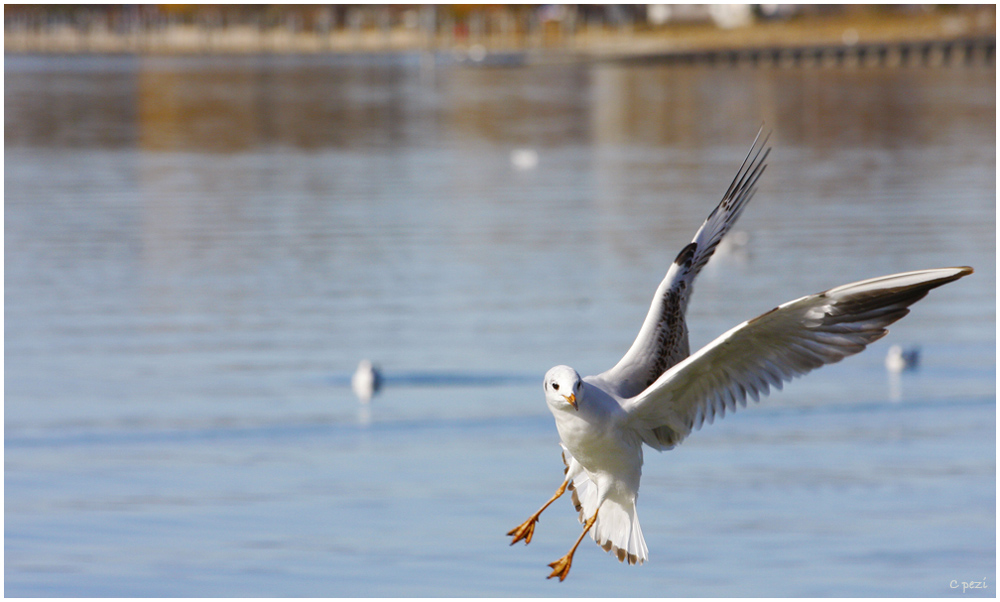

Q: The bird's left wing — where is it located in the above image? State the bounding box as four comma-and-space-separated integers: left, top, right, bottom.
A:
596, 131, 770, 398
621, 267, 973, 450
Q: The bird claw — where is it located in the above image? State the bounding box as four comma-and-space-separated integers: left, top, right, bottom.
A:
547, 554, 573, 581
507, 517, 537, 545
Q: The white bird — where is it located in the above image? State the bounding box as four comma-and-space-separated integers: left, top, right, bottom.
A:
351, 360, 381, 403
885, 344, 920, 373
510, 148, 539, 170
714, 229, 751, 262
507, 130, 973, 581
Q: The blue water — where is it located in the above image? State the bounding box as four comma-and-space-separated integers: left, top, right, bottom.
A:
5, 54, 995, 596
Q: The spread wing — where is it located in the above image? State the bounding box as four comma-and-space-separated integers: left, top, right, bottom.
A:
621, 267, 973, 450
597, 130, 770, 398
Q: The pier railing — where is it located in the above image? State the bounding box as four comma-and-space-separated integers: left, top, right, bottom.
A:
616, 37, 996, 68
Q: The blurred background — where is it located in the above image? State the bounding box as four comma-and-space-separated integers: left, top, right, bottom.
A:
5, 3, 996, 597
4, 3, 996, 60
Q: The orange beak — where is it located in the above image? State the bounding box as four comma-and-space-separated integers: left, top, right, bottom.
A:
563, 393, 577, 410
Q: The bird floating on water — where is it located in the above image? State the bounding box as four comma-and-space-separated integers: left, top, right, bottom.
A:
510, 148, 539, 170
351, 360, 382, 403
885, 344, 920, 373
507, 129, 972, 581
714, 229, 751, 262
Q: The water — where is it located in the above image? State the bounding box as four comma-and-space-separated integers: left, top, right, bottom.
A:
5, 54, 995, 596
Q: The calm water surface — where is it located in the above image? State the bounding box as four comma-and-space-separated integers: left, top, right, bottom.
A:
5, 54, 996, 596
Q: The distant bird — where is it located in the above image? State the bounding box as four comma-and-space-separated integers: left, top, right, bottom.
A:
507, 129, 973, 581
885, 344, 920, 373
351, 360, 382, 403
715, 229, 751, 261
468, 44, 488, 63
510, 148, 539, 170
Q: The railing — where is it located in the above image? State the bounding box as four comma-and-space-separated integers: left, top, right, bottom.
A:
617, 37, 996, 68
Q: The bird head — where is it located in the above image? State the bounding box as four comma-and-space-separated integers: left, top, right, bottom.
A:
543, 365, 583, 411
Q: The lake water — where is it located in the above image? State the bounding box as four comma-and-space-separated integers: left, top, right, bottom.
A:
5, 54, 995, 597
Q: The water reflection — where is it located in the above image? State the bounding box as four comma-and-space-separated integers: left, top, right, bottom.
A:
7, 55, 994, 152
591, 64, 995, 148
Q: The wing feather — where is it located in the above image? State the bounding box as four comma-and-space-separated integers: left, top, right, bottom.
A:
597, 130, 771, 398
622, 267, 973, 450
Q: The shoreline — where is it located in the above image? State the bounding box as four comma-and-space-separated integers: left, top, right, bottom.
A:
5, 10, 995, 66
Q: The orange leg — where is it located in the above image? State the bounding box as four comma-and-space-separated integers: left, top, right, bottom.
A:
507, 480, 568, 546
547, 508, 598, 582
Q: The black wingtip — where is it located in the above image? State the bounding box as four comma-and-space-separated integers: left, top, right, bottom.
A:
723, 127, 772, 202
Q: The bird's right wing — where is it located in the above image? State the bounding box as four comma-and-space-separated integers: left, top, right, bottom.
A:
621, 267, 973, 450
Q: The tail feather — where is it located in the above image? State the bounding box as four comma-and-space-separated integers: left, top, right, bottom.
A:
592, 497, 647, 565
568, 470, 648, 565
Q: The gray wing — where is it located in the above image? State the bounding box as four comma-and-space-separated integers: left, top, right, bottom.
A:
596, 130, 770, 398
621, 267, 973, 450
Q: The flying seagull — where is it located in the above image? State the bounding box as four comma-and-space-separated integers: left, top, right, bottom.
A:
507, 130, 972, 581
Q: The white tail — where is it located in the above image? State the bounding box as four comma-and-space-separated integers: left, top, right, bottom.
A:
569, 471, 648, 565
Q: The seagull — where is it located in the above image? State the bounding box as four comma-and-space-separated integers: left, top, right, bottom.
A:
511, 148, 540, 170
714, 229, 751, 262
507, 130, 972, 581
351, 359, 381, 403
885, 344, 920, 373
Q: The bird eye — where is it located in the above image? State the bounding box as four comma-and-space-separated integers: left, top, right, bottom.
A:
575, 382, 581, 390
553, 383, 560, 391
